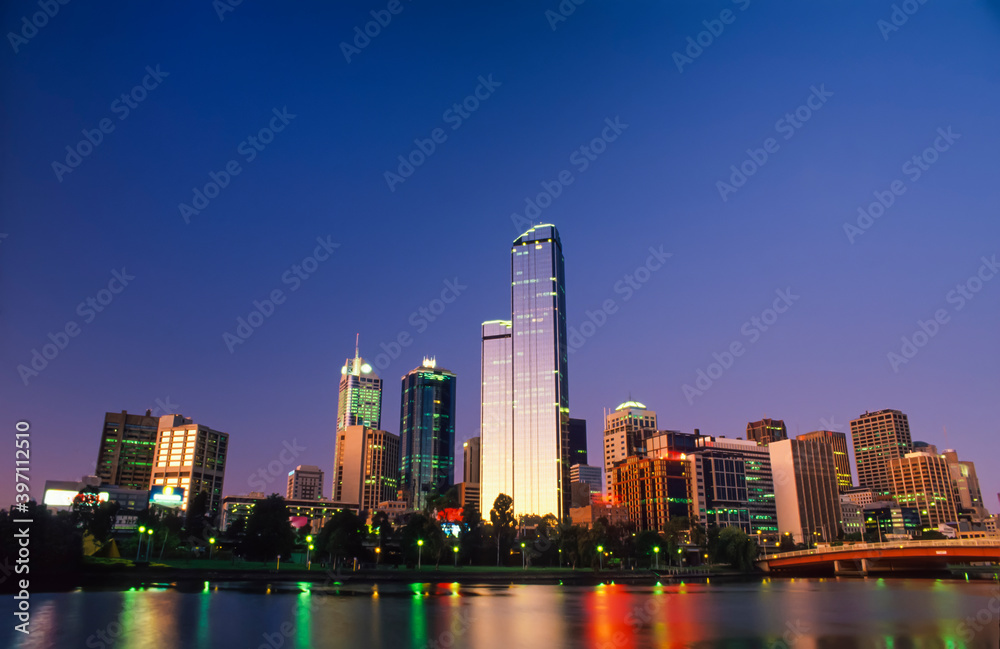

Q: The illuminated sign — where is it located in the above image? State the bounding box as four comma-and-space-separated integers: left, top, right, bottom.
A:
43, 489, 108, 508
149, 485, 185, 508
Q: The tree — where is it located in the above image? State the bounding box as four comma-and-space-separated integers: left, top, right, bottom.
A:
72, 488, 120, 543
635, 530, 665, 567
184, 490, 210, 542
716, 527, 758, 572
401, 513, 446, 566
459, 502, 482, 564
240, 494, 295, 562
425, 485, 460, 513
489, 494, 515, 566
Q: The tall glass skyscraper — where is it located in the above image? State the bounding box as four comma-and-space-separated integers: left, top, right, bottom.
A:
399, 357, 457, 510
337, 339, 382, 431
480, 319, 512, 515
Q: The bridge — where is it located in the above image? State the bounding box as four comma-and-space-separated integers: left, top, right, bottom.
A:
757, 539, 1000, 576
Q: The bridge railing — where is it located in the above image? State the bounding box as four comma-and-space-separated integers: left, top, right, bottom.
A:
761, 538, 1000, 561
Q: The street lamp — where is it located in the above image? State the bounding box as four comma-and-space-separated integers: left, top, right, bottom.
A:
308, 545, 314, 569
677, 547, 683, 568
597, 545, 604, 571
653, 546, 660, 570
145, 528, 154, 561
136, 526, 146, 561
305, 535, 313, 568
558, 548, 562, 568
520, 542, 526, 569
417, 539, 424, 569
375, 546, 381, 565
208, 537, 216, 560
453, 545, 459, 567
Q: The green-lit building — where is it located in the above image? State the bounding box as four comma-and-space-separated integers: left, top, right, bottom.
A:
337, 341, 382, 430
95, 410, 159, 491
399, 358, 456, 510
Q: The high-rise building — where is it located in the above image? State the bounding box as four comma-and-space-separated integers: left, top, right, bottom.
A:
479, 320, 512, 516
457, 482, 480, 513
95, 410, 159, 491
510, 224, 570, 518
696, 436, 778, 538
842, 487, 878, 507
399, 357, 457, 510
850, 409, 912, 498
287, 465, 324, 500
568, 418, 588, 466
337, 339, 382, 431
645, 429, 703, 456
603, 401, 658, 493
889, 451, 959, 532
941, 450, 988, 518
863, 502, 922, 540
746, 418, 787, 446
769, 438, 842, 544
612, 453, 690, 532
839, 496, 864, 537
332, 425, 400, 511
570, 463, 602, 495
150, 414, 229, 523
688, 450, 751, 534
798, 430, 853, 493
463, 436, 481, 484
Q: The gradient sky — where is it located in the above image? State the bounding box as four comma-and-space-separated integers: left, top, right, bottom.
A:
2, 2, 998, 510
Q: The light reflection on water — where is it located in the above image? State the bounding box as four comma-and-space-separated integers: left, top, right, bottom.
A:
5, 578, 998, 649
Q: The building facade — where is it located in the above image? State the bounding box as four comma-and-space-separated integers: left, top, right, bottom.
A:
570, 463, 603, 495
696, 436, 778, 538
941, 450, 988, 518
863, 502, 921, 540
688, 450, 751, 534
611, 454, 690, 532
479, 320, 512, 516
150, 414, 228, 522
399, 358, 457, 510
463, 436, 481, 484
332, 425, 400, 511
769, 438, 841, 544
603, 401, 658, 493
95, 410, 159, 491
797, 430, 853, 493
337, 342, 383, 431
746, 418, 787, 446
889, 451, 959, 532
287, 465, 324, 500
839, 496, 864, 537
850, 409, 912, 498
568, 417, 588, 466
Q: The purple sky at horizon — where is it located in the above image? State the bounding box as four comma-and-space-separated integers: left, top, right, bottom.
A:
1, 2, 998, 513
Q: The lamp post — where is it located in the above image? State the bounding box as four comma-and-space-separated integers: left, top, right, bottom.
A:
305, 535, 313, 568
308, 545, 314, 569
136, 526, 146, 561
558, 548, 562, 568
453, 545, 459, 567
520, 542, 526, 569
677, 547, 683, 568
597, 545, 604, 571
208, 537, 216, 560
417, 539, 424, 569
375, 546, 381, 566
653, 546, 660, 570
145, 529, 154, 561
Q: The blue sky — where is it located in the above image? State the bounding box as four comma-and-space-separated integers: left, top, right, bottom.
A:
2, 1, 998, 509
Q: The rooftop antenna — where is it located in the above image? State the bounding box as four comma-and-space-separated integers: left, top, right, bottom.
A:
355, 333, 360, 360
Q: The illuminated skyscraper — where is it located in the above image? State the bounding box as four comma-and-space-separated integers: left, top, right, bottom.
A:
480, 224, 570, 519
95, 409, 159, 491
150, 414, 228, 522
603, 401, 658, 494
399, 357, 457, 510
511, 224, 570, 518
850, 409, 912, 498
798, 430, 853, 493
746, 418, 787, 445
463, 436, 481, 484
337, 338, 382, 431
479, 320, 512, 516
332, 425, 400, 510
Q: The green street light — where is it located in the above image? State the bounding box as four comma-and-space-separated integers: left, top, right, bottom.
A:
453, 545, 459, 567
417, 539, 424, 570
309, 544, 314, 550
653, 546, 660, 570
597, 545, 604, 571
135, 526, 147, 561
520, 542, 526, 569
306, 535, 313, 543
208, 537, 216, 560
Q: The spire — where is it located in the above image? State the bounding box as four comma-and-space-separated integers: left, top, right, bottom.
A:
355, 333, 360, 361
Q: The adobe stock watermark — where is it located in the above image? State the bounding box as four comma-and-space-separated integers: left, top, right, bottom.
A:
568, 246, 671, 354
51, 65, 169, 183
247, 439, 307, 491
682, 288, 800, 404
716, 85, 832, 202
509, 117, 628, 233
7, 0, 71, 54
886, 254, 997, 373
179, 107, 296, 223
842, 126, 960, 244
213, 0, 243, 22
544, 0, 586, 31
16, 268, 136, 386
877, 0, 932, 42
384, 75, 501, 192
340, 0, 414, 63
372, 278, 467, 370
222, 236, 339, 353
672, 0, 751, 73
956, 584, 1000, 646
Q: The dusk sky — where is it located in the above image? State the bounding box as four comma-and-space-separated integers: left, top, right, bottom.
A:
2, 2, 998, 509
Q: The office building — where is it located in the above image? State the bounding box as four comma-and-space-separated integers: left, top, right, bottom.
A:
570, 498, 629, 528
612, 453, 690, 532
769, 438, 841, 544
913, 441, 939, 456
941, 450, 988, 518
221, 492, 353, 532
645, 429, 703, 456
850, 409, 912, 498
399, 357, 457, 510
332, 425, 400, 511
95, 410, 159, 491
287, 465, 324, 501
746, 418, 787, 446
457, 482, 480, 513
696, 436, 778, 538
337, 339, 382, 431
603, 400, 658, 493
150, 414, 228, 522
863, 502, 921, 540
688, 450, 751, 534
479, 320, 512, 516
570, 463, 602, 495
840, 496, 864, 537
798, 430, 853, 492
889, 451, 959, 532
842, 487, 878, 507
463, 436, 481, 484
568, 418, 588, 465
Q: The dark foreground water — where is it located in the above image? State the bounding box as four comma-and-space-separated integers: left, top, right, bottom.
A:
5, 578, 999, 649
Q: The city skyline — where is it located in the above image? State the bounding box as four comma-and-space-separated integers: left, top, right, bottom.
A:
3, 3, 998, 512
